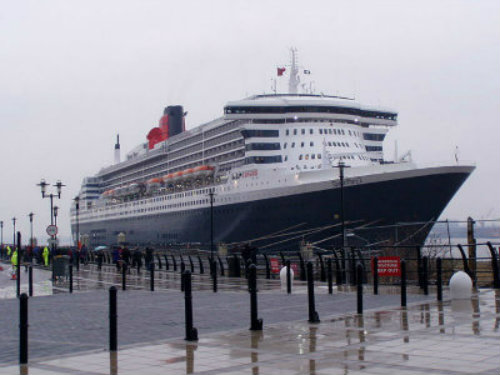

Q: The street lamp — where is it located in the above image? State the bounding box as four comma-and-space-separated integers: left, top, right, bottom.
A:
207, 188, 216, 277
12, 217, 16, 248
74, 196, 80, 249
28, 213, 34, 248
53, 206, 59, 227
0, 220, 3, 247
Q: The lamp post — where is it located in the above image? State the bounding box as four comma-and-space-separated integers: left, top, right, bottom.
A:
207, 188, 216, 277
28, 213, 34, 248
12, 217, 16, 248
0, 220, 3, 247
37, 179, 65, 267
333, 161, 350, 284
74, 196, 80, 249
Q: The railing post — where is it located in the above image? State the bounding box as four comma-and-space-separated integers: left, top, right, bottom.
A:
357, 264, 363, 314
197, 255, 204, 274
249, 264, 263, 330
69, 264, 73, 294
373, 256, 378, 295
286, 260, 292, 294
109, 286, 117, 351
422, 256, 429, 295
121, 263, 127, 291
181, 261, 186, 292
156, 254, 162, 270
217, 256, 224, 276
263, 254, 270, 279
327, 258, 333, 294
150, 263, 155, 292
171, 254, 177, 272
233, 254, 241, 278
19, 293, 28, 364
416, 246, 423, 289
401, 260, 407, 308
437, 257, 442, 301
307, 262, 320, 323
297, 252, 306, 281
183, 271, 198, 341
188, 256, 194, 273
164, 254, 169, 271
28, 266, 33, 297
318, 254, 326, 282
486, 241, 500, 288
213, 261, 218, 293
335, 256, 342, 286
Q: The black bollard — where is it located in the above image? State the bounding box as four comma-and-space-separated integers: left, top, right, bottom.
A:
422, 256, 429, 295
357, 264, 363, 314
327, 258, 333, 295
188, 256, 194, 273
217, 256, 225, 276
335, 257, 342, 286
150, 263, 155, 292
109, 286, 117, 351
307, 262, 320, 323
401, 260, 407, 307
286, 260, 292, 294
98, 253, 103, 271
19, 293, 28, 364
16, 232, 21, 298
198, 255, 204, 274
181, 262, 186, 292
69, 264, 73, 294
183, 271, 198, 341
213, 261, 218, 293
28, 266, 33, 297
318, 254, 326, 282
164, 254, 169, 271
373, 256, 379, 295
234, 254, 241, 278
486, 242, 500, 289
248, 264, 263, 330
437, 257, 442, 301
122, 263, 127, 291
263, 254, 270, 280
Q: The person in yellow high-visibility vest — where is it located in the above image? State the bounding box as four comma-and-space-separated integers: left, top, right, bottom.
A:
6, 245, 12, 258
10, 247, 18, 279
42, 246, 50, 267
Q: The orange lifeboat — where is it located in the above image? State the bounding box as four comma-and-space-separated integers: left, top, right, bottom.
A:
193, 165, 215, 178
146, 177, 162, 193
171, 170, 185, 182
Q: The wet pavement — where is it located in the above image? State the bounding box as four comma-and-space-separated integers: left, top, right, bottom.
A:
0, 261, 498, 374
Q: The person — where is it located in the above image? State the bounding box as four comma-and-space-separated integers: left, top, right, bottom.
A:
133, 248, 143, 274
6, 245, 12, 258
145, 247, 153, 271
42, 246, 50, 267
112, 246, 121, 271
10, 247, 18, 279
121, 246, 131, 269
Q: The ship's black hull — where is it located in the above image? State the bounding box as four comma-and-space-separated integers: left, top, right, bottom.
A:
74, 170, 471, 251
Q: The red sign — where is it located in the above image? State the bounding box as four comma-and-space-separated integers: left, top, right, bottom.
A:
372, 256, 401, 277
270, 257, 280, 274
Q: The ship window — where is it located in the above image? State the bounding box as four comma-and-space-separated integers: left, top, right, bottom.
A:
291, 142, 295, 148
293, 129, 297, 135
318, 154, 321, 159
310, 129, 313, 134
284, 155, 288, 161
301, 142, 304, 147
301, 129, 305, 135
311, 154, 316, 159
284, 142, 287, 149
299, 154, 303, 160
305, 154, 309, 160
319, 129, 323, 135
366, 145, 383, 152
328, 142, 332, 146
286, 129, 289, 136
310, 142, 314, 147
349, 130, 352, 136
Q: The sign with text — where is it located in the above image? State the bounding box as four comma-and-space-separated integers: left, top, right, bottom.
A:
270, 257, 280, 274
372, 256, 401, 277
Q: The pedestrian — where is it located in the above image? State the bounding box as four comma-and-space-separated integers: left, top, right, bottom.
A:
42, 246, 50, 267
133, 248, 143, 274
10, 247, 18, 279
145, 247, 153, 271
121, 246, 131, 268
112, 246, 121, 271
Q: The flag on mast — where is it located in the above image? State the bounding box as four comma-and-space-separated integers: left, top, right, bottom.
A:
303, 69, 311, 74
277, 67, 286, 76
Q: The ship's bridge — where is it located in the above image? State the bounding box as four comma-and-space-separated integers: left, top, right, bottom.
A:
223, 94, 397, 127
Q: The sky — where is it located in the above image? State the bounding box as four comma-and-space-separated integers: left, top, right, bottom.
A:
0, 0, 499, 245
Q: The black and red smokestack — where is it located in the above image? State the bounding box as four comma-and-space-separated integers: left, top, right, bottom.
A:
147, 105, 185, 149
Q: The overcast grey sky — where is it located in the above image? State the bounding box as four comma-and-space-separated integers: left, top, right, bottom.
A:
1, 0, 499, 245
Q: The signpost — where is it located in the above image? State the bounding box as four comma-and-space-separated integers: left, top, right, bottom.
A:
46, 225, 58, 237
270, 258, 280, 274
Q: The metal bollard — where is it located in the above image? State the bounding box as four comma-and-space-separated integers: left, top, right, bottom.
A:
327, 258, 333, 294
19, 293, 28, 364
28, 266, 33, 297
69, 265, 73, 294
150, 263, 155, 292
171, 255, 177, 272
307, 262, 320, 323
164, 254, 169, 271
213, 261, 218, 293
181, 262, 186, 292
286, 260, 292, 294
109, 286, 117, 351
357, 264, 363, 314
188, 256, 194, 273
197, 255, 204, 274
437, 257, 442, 301
401, 260, 407, 307
122, 263, 127, 291
373, 256, 379, 295
248, 264, 263, 330
422, 256, 429, 295
183, 271, 198, 341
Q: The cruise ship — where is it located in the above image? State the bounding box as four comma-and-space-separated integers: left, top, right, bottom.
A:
71, 52, 474, 251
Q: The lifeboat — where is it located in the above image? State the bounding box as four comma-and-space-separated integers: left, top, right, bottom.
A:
127, 183, 141, 195
171, 170, 185, 182
183, 168, 195, 180
162, 173, 175, 186
193, 165, 215, 178
146, 177, 162, 193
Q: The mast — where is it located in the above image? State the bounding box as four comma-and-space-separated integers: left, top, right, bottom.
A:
288, 48, 300, 94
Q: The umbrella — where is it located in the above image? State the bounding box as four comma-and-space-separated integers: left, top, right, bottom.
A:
94, 246, 108, 251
